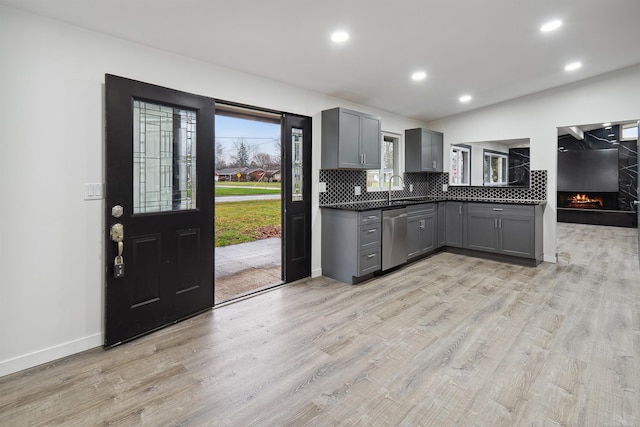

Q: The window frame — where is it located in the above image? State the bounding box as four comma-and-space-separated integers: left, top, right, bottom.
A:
366, 131, 404, 192
483, 149, 508, 186
450, 144, 471, 186
621, 122, 639, 141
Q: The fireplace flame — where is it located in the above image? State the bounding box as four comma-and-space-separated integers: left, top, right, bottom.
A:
568, 193, 603, 208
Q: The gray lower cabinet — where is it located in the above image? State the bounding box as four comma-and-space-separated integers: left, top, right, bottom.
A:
322, 209, 381, 284
321, 107, 381, 169
406, 203, 437, 259
466, 203, 542, 260
445, 202, 465, 247
437, 202, 446, 247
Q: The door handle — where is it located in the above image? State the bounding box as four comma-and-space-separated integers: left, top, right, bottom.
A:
634, 200, 639, 205
110, 223, 125, 278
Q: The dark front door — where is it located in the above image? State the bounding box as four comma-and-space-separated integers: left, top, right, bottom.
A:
105, 75, 215, 346
282, 114, 312, 282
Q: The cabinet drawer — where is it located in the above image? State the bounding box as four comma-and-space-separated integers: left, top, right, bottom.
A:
359, 224, 381, 249
358, 210, 381, 225
468, 203, 533, 218
358, 248, 381, 276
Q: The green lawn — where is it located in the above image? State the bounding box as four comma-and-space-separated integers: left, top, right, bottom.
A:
215, 187, 280, 197
217, 181, 281, 188
215, 200, 281, 247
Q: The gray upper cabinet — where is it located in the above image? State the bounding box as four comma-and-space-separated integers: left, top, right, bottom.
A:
321, 107, 381, 169
405, 128, 444, 172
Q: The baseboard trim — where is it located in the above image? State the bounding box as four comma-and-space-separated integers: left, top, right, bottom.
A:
0, 333, 103, 378
311, 267, 322, 278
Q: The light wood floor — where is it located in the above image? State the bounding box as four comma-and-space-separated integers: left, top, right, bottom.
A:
1, 223, 638, 426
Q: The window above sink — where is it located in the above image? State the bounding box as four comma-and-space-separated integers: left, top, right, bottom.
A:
367, 131, 404, 192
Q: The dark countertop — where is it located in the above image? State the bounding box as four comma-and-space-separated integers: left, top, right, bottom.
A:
321, 197, 546, 211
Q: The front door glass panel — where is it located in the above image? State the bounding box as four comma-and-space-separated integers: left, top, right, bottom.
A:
292, 127, 303, 202
133, 100, 197, 213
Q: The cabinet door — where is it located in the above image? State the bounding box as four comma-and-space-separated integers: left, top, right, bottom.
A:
467, 207, 498, 253
431, 131, 443, 172
421, 129, 433, 172
420, 212, 437, 253
361, 114, 381, 169
445, 202, 464, 247
500, 213, 535, 257
337, 109, 363, 168
407, 217, 422, 259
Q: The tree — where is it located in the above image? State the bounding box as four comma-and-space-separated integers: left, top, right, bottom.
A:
252, 152, 275, 170
215, 141, 226, 170
231, 139, 253, 167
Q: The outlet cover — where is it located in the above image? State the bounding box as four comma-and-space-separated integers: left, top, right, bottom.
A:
318, 182, 327, 193
354, 186, 361, 196
409, 184, 414, 192
442, 184, 448, 192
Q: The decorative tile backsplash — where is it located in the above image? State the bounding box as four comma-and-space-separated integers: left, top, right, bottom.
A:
319, 169, 547, 205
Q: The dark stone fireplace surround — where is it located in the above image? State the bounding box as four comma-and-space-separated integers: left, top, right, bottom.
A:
556, 128, 637, 228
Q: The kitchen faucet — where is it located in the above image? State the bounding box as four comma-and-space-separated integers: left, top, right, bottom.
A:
388, 174, 404, 203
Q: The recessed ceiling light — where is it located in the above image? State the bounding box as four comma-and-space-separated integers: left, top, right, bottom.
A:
459, 94, 472, 103
564, 61, 582, 71
540, 19, 563, 32
602, 122, 611, 127
331, 31, 349, 43
411, 71, 427, 81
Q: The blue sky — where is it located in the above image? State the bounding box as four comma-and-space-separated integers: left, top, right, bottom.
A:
215, 115, 280, 165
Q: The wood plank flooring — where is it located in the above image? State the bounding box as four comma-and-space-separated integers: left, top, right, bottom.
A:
1, 223, 638, 426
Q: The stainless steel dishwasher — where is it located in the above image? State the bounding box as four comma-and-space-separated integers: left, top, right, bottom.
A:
382, 208, 408, 270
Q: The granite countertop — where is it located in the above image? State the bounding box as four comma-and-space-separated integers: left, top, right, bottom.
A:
321, 197, 546, 211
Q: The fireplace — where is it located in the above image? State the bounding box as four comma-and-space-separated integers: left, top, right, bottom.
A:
557, 192, 617, 210
557, 191, 636, 227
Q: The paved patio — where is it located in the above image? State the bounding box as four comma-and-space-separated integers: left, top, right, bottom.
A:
214, 237, 282, 303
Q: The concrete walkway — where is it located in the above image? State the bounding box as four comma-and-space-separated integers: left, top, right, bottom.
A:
214, 237, 281, 278
216, 194, 281, 202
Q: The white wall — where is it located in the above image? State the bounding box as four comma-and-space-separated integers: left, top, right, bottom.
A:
429, 64, 640, 265
0, 6, 427, 377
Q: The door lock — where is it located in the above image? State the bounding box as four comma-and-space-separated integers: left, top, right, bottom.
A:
110, 223, 125, 278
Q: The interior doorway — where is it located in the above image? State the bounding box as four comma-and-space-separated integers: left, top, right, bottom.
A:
214, 105, 283, 303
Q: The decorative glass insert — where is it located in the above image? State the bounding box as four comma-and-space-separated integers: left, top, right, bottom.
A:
133, 100, 197, 213
291, 127, 303, 202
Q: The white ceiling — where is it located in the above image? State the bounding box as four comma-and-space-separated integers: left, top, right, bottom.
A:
4, 0, 640, 122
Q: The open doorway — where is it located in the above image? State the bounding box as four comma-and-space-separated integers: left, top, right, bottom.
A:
214, 105, 283, 303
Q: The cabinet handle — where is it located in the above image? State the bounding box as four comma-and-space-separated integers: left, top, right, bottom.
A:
492, 208, 504, 211
499, 218, 502, 229
458, 205, 462, 215
495, 218, 498, 228
420, 219, 425, 229
367, 253, 376, 259
367, 215, 377, 219
367, 229, 376, 233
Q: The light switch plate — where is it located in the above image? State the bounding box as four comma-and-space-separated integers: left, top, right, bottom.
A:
84, 183, 103, 200
318, 182, 327, 193
354, 186, 361, 196
442, 184, 448, 192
